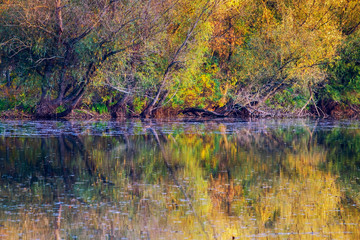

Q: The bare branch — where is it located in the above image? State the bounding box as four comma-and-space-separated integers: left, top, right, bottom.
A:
68, 0, 121, 45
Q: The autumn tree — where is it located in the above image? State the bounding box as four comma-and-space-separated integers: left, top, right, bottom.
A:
336, 0, 360, 35
225, 0, 343, 109
0, 0, 168, 118
139, 0, 217, 118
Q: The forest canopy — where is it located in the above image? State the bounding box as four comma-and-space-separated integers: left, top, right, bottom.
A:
0, 0, 360, 118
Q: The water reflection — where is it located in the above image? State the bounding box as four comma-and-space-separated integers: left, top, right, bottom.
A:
0, 120, 359, 239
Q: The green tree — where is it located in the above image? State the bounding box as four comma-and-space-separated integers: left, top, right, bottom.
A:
323, 29, 360, 106
0, 0, 167, 118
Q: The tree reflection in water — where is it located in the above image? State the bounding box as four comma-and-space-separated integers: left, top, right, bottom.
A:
0, 120, 359, 239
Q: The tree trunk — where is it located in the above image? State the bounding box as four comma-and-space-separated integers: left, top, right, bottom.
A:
140, 78, 166, 118
35, 98, 76, 118
35, 84, 85, 118
35, 99, 61, 118
110, 94, 130, 119
35, 58, 95, 118
5, 69, 11, 87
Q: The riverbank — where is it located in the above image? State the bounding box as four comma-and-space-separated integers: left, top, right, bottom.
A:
0, 109, 111, 120
1, 103, 359, 120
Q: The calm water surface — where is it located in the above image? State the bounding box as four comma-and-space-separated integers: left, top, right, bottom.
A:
0, 119, 359, 239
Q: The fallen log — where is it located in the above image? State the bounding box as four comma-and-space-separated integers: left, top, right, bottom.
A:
182, 108, 226, 117
181, 105, 251, 118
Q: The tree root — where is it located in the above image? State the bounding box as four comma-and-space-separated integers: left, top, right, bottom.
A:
181, 105, 251, 118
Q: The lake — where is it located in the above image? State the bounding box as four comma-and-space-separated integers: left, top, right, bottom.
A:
0, 119, 359, 239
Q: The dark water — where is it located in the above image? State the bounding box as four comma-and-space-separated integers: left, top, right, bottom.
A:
0, 119, 359, 239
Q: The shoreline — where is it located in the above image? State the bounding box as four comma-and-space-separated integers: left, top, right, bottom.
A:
1, 107, 358, 121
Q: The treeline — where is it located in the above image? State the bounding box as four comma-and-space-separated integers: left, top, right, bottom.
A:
0, 0, 359, 118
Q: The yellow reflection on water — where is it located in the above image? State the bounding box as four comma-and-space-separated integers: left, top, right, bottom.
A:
0, 125, 360, 239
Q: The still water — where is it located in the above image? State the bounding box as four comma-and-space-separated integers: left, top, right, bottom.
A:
0, 119, 359, 239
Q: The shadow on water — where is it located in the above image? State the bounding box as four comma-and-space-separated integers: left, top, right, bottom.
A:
0, 119, 359, 239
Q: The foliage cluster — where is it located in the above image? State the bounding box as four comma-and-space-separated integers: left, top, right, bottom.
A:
323, 31, 360, 105
0, 0, 360, 117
